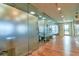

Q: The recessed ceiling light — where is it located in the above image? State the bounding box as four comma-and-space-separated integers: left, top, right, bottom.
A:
57, 7, 61, 11
42, 17, 46, 20
30, 11, 35, 15
61, 15, 64, 18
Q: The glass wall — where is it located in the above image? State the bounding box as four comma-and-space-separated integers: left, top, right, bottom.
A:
0, 3, 56, 56
0, 4, 39, 56
38, 18, 58, 42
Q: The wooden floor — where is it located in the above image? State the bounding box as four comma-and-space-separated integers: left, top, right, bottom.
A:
30, 35, 79, 56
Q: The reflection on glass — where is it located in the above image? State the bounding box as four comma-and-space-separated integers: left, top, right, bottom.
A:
52, 35, 56, 45
63, 36, 71, 56
0, 21, 14, 38
75, 36, 79, 47
16, 24, 27, 35
6, 37, 16, 40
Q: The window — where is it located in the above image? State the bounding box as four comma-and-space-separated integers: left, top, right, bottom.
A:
64, 24, 69, 34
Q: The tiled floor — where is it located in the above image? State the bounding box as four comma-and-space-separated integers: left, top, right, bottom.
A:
31, 35, 79, 56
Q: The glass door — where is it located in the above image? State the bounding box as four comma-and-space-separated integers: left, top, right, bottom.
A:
64, 23, 72, 35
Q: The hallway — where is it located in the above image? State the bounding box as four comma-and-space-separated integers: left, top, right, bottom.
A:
31, 36, 79, 56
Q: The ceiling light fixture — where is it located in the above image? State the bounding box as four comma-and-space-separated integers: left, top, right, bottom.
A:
42, 17, 46, 20
57, 7, 61, 11
61, 15, 64, 18
30, 11, 35, 15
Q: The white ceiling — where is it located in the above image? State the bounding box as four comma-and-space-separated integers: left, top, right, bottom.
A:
32, 3, 79, 22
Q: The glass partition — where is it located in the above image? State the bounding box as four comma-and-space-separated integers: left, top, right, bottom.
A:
0, 4, 39, 56
0, 3, 56, 56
